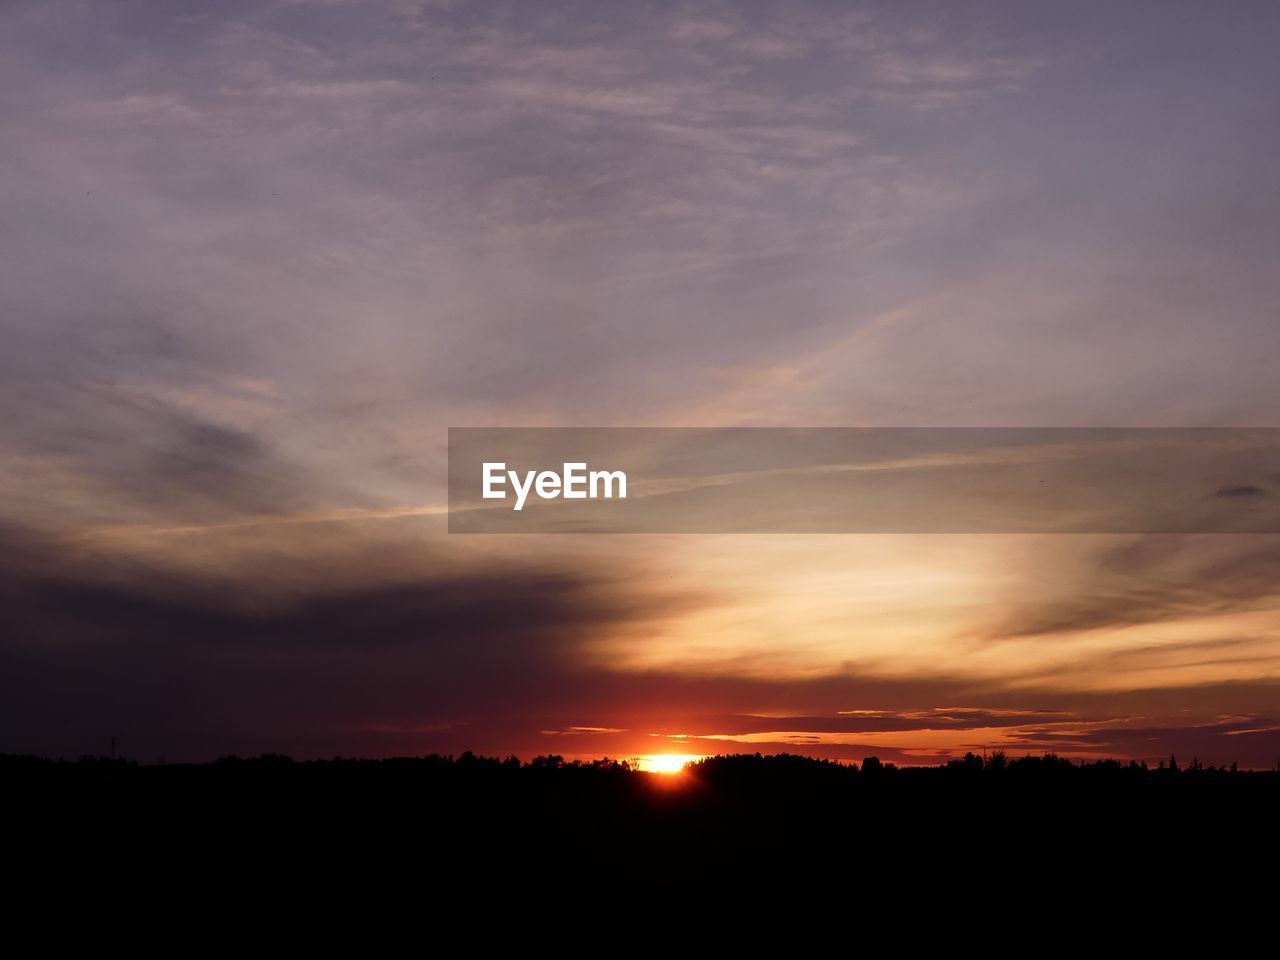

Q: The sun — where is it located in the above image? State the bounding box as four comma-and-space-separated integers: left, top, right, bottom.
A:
635, 754, 702, 775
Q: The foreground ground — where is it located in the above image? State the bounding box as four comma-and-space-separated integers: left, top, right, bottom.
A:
6, 752, 1275, 951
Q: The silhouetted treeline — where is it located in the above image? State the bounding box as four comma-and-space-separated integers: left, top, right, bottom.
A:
3, 748, 1272, 794
6, 749, 1274, 951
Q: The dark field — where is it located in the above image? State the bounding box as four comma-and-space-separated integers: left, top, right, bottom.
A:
6, 752, 1275, 951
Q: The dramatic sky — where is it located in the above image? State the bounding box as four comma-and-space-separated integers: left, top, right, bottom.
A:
3, 0, 1280, 766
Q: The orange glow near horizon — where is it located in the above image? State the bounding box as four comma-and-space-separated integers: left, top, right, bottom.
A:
635, 754, 704, 774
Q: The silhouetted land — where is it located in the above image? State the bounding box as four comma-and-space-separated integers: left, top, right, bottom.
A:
6, 751, 1275, 950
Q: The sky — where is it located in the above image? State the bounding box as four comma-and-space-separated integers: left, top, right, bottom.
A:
3, 0, 1280, 767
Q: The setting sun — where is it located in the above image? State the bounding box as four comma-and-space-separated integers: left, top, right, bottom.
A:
635, 754, 704, 775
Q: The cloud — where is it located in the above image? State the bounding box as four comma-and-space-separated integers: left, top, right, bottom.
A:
992, 537, 1280, 639
3, 522, 1279, 767
0, 523, 707, 757
2, 2, 1280, 769
1215, 484, 1267, 499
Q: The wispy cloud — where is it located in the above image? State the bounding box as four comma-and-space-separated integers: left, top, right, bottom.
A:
2, 1, 1279, 764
